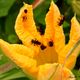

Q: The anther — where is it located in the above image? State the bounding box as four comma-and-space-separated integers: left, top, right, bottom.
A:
48, 41, 53, 47
23, 16, 27, 21
24, 9, 27, 13
40, 44, 46, 50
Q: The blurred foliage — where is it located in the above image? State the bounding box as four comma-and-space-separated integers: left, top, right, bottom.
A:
72, 69, 80, 80
0, 0, 80, 80
0, 0, 15, 17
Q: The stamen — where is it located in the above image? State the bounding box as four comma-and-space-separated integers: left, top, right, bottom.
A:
23, 16, 27, 21
24, 9, 27, 13
48, 41, 53, 47
40, 44, 46, 50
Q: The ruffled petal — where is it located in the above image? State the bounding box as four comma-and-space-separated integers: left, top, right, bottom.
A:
70, 16, 80, 42
45, 1, 65, 52
38, 63, 75, 80
15, 3, 41, 52
0, 39, 37, 76
58, 16, 80, 69
45, 1, 56, 39
0, 39, 35, 58
54, 26, 65, 53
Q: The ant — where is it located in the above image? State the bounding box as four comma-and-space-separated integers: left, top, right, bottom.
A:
58, 15, 65, 26
31, 39, 41, 45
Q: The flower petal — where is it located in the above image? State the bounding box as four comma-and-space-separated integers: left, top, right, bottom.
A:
34, 47, 58, 65
12, 44, 35, 58
15, 3, 41, 52
54, 26, 65, 53
59, 16, 80, 69
0, 39, 37, 76
70, 16, 80, 41
45, 1, 65, 52
38, 63, 75, 80
0, 39, 35, 58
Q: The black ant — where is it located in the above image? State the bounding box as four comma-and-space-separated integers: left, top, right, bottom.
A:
58, 15, 65, 26
37, 24, 45, 35
31, 39, 41, 45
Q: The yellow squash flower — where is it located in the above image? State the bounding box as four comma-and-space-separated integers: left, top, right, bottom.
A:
0, 1, 80, 80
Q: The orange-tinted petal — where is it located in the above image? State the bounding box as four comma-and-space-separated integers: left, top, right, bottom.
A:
38, 63, 58, 80
11, 44, 35, 58
38, 63, 75, 80
45, 1, 65, 52
15, 3, 41, 53
45, 1, 56, 39
0, 39, 34, 58
70, 16, 80, 41
58, 16, 80, 69
0, 39, 37, 76
34, 47, 58, 65
54, 26, 65, 53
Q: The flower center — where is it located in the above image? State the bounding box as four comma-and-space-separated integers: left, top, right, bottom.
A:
32, 39, 58, 66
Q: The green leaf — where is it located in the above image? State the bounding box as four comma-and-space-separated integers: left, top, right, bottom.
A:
64, 0, 72, 5
63, 21, 70, 43
0, 49, 10, 65
0, 0, 15, 17
0, 24, 3, 38
5, 11, 18, 35
8, 34, 19, 44
0, 68, 27, 80
72, 69, 80, 80
72, 0, 80, 16
0, 24, 1, 33
63, 21, 70, 28
63, 21, 70, 34
54, 0, 58, 3
34, 0, 50, 25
